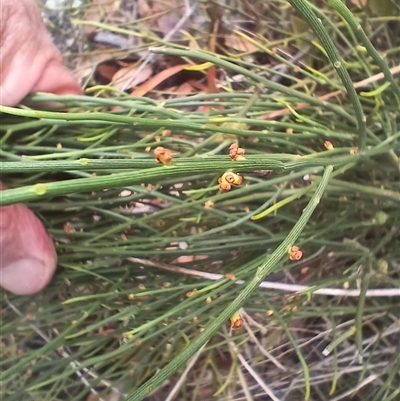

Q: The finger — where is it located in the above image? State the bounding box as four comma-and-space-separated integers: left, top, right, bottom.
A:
0, 53, 82, 106
0, 0, 81, 106
33, 57, 82, 96
0, 202, 57, 295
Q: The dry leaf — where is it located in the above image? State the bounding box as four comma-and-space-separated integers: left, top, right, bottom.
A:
224, 34, 259, 52
73, 53, 115, 83
157, 12, 182, 36
111, 65, 153, 91
130, 64, 190, 97
138, 0, 186, 36
88, 55, 141, 85
82, 0, 122, 35
96, 62, 120, 82
172, 82, 195, 97
137, 0, 153, 18
171, 255, 208, 264
187, 80, 208, 91
350, 0, 368, 6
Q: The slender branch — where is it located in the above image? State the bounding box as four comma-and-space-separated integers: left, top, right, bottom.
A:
127, 257, 400, 298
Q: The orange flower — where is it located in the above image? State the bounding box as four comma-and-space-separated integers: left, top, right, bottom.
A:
221, 172, 243, 185
229, 312, 243, 330
218, 172, 242, 191
154, 146, 173, 164
228, 143, 245, 161
218, 181, 231, 192
288, 246, 303, 261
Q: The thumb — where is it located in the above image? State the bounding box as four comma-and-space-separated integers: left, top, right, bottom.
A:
33, 57, 82, 96
0, 195, 57, 295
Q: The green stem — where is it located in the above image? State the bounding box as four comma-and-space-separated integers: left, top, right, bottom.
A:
286, 0, 367, 151
327, 0, 400, 99
126, 165, 333, 401
149, 47, 356, 124
0, 153, 362, 206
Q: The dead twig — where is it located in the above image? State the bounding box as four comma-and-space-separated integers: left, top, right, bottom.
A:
127, 257, 400, 298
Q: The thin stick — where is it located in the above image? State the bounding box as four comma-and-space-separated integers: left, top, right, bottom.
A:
127, 257, 400, 297
329, 374, 379, 401
164, 343, 208, 401
227, 336, 281, 401
240, 309, 287, 372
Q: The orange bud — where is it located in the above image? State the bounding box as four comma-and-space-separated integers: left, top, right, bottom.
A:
288, 246, 303, 261
229, 312, 243, 330
221, 172, 243, 186
154, 146, 173, 164
228, 143, 245, 161
218, 181, 231, 191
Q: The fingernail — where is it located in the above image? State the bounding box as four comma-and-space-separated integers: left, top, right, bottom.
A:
0, 257, 54, 295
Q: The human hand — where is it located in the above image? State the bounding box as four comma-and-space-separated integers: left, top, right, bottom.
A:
1, 0, 82, 294
0, 183, 58, 295
0, 0, 82, 106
